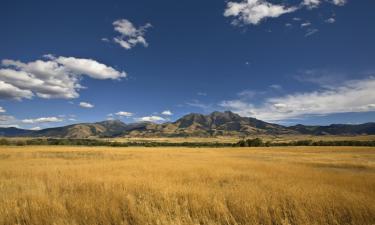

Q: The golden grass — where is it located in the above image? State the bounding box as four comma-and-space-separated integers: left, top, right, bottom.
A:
0, 146, 374, 225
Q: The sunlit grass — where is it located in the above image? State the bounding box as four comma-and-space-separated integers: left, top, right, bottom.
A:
0, 146, 374, 225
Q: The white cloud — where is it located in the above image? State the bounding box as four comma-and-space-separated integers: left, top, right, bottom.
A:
305, 28, 319, 37
224, 0, 347, 27
186, 100, 215, 112
30, 126, 41, 131
112, 19, 152, 50
224, 0, 297, 25
302, 0, 321, 9
55, 57, 126, 80
197, 92, 207, 96
139, 116, 165, 123
221, 77, 375, 122
325, 18, 336, 24
269, 84, 282, 90
0, 56, 126, 100
0, 115, 20, 128
238, 90, 258, 99
115, 111, 133, 117
79, 102, 94, 108
22, 117, 63, 124
301, 22, 311, 27
0, 106, 5, 113
0, 115, 15, 123
332, 0, 346, 6
0, 80, 33, 100
161, 110, 173, 116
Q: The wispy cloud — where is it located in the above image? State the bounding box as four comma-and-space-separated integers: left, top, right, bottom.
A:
294, 69, 348, 87
21, 117, 63, 124
221, 77, 375, 121
224, 0, 347, 27
305, 28, 319, 37
186, 100, 216, 112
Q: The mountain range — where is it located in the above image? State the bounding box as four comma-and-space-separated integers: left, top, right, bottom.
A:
1, 111, 374, 138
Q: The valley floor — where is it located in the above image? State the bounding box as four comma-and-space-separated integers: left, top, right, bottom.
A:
0, 146, 374, 225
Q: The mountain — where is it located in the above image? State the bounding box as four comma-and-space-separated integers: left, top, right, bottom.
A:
0, 111, 374, 138
0, 127, 32, 137
289, 123, 375, 135
31, 120, 128, 138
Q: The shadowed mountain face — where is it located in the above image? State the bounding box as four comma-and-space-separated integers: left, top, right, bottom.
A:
289, 123, 375, 135
1, 111, 375, 138
0, 127, 32, 137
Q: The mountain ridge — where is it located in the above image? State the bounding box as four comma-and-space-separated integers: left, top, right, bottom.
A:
1, 111, 375, 138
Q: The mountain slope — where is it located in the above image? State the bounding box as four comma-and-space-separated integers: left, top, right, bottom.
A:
0, 111, 374, 138
289, 123, 375, 135
0, 127, 32, 137
32, 120, 128, 138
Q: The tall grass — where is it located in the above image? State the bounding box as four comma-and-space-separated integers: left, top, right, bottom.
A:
0, 146, 374, 225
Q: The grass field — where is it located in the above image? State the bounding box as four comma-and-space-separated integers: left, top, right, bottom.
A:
0, 146, 374, 225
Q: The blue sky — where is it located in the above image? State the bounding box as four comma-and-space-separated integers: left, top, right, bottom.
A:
0, 0, 374, 129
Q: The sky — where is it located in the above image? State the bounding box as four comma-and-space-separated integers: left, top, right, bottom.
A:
0, 0, 374, 130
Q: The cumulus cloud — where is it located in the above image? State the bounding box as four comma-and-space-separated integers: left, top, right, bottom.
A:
221, 77, 375, 122
0, 80, 33, 100
115, 111, 133, 117
21, 117, 63, 124
112, 19, 152, 50
79, 102, 94, 108
0, 106, 5, 113
30, 126, 41, 131
224, 0, 297, 25
139, 116, 165, 123
161, 110, 173, 116
0, 56, 126, 100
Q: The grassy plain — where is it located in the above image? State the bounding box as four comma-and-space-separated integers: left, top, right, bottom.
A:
0, 146, 374, 225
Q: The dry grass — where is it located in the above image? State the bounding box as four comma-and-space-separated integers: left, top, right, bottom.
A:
0, 146, 374, 225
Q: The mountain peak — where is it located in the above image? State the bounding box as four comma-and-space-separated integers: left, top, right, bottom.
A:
1, 111, 374, 138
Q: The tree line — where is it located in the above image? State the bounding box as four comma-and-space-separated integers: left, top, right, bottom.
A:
233, 138, 375, 147
0, 138, 374, 147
